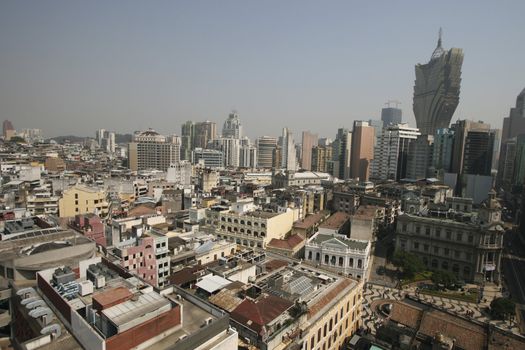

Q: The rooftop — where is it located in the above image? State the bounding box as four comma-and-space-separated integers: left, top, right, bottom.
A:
267, 234, 304, 250
319, 212, 351, 230
293, 210, 330, 229
309, 232, 369, 251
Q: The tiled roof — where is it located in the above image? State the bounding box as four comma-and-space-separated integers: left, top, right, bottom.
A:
319, 212, 351, 229
230, 294, 293, 335
267, 234, 304, 250
308, 278, 353, 318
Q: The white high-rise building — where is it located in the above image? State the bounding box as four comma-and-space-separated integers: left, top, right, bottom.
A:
280, 128, 297, 171
256, 136, 277, 168
222, 111, 243, 139
211, 138, 241, 168
240, 144, 257, 168
96, 129, 116, 153
371, 124, 420, 181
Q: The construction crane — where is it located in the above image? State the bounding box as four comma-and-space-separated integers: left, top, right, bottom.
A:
385, 100, 402, 108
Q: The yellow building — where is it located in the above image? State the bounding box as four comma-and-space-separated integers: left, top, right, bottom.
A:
58, 186, 109, 218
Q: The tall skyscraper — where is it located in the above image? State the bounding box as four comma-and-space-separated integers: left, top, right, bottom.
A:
413, 30, 463, 136
96, 129, 115, 153
256, 136, 277, 168
450, 120, 494, 176
3, 120, 15, 141
350, 121, 375, 181
371, 124, 420, 181
193, 121, 217, 149
280, 128, 297, 171
332, 128, 352, 179
301, 131, 318, 170
180, 121, 195, 161
432, 128, 455, 175
222, 111, 243, 139
240, 144, 257, 168
381, 106, 402, 127
501, 88, 525, 143
128, 129, 181, 171
210, 138, 241, 168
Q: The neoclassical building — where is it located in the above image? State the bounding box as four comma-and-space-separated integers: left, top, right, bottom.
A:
395, 191, 504, 283
305, 232, 371, 280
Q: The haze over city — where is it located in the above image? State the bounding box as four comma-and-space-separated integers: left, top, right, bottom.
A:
1, 0, 524, 138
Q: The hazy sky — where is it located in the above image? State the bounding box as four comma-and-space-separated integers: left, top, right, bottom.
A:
1, 1, 524, 140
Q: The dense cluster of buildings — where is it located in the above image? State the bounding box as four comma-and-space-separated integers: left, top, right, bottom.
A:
1, 30, 525, 350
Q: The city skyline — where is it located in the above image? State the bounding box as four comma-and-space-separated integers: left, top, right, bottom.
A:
1, 1, 524, 139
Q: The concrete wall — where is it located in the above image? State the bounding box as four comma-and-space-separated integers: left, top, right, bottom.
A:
71, 309, 105, 350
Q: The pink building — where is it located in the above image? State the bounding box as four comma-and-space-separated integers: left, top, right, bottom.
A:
74, 214, 106, 247
117, 236, 158, 286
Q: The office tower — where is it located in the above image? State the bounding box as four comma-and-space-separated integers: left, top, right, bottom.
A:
406, 135, 434, 180
193, 121, 217, 149
256, 136, 277, 168
318, 138, 332, 147
381, 104, 402, 127
368, 119, 383, 147
210, 138, 241, 168
128, 129, 181, 171
311, 145, 333, 173
192, 148, 224, 168
450, 120, 494, 176
501, 88, 525, 143
432, 128, 455, 175
280, 128, 297, 170
332, 128, 352, 179
272, 145, 282, 169
491, 129, 501, 171
350, 121, 375, 180
3, 120, 15, 141
301, 131, 318, 170
96, 129, 116, 153
499, 88, 525, 186
240, 144, 257, 168
181, 121, 195, 161
413, 30, 463, 136
371, 124, 420, 181
222, 111, 242, 139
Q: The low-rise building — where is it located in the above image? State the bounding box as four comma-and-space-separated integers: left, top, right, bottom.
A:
305, 232, 371, 280
214, 209, 295, 249
266, 234, 305, 258
58, 185, 109, 218
318, 211, 351, 236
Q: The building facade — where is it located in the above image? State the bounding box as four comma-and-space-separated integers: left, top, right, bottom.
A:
350, 121, 375, 181
128, 129, 181, 172
413, 30, 463, 136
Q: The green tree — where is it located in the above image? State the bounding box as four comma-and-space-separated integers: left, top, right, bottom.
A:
431, 270, 457, 289
490, 297, 516, 320
392, 251, 425, 278
9, 136, 25, 143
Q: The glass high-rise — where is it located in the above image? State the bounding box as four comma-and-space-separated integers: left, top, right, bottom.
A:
413, 30, 463, 136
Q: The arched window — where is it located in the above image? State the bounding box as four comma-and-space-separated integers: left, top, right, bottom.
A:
308, 251, 313, 260
324, 255, 329, 264
316, 252, 320, 261
357, 259, 363, 269
339, 257, 344, 266
349, 258, 354, 267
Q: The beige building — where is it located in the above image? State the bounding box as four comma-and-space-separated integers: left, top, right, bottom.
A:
214, 210, 295, 248
128, 129, 181, 171
311, 145, 333, 173
58, 185, 109, 218
350, 121, 375, 181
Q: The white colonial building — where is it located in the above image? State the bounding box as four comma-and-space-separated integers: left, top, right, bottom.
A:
305, 232, 371, 280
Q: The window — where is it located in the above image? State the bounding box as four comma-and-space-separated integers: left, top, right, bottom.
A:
468, 235, 473, 243
308, 251, 313, 260
402, 224, 407, 232
414, 242, 419, 249
357, 259, 363, 269
339, 257, 344, 266
324, 255, 329, 264
431, 259, 438, 268
446, 230, 452, 239
433, 246, 439, 254
349, 258, 354, 267
316, 252, 320, 261
456, 233, 463, 242
423, 244, 429, 252
435, 228, 441, 238
415, 226, 421, 234
442, 261, 448, 270
454, 250, 460, 259
425, 227, 431, 235
444, 248, 449, 256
